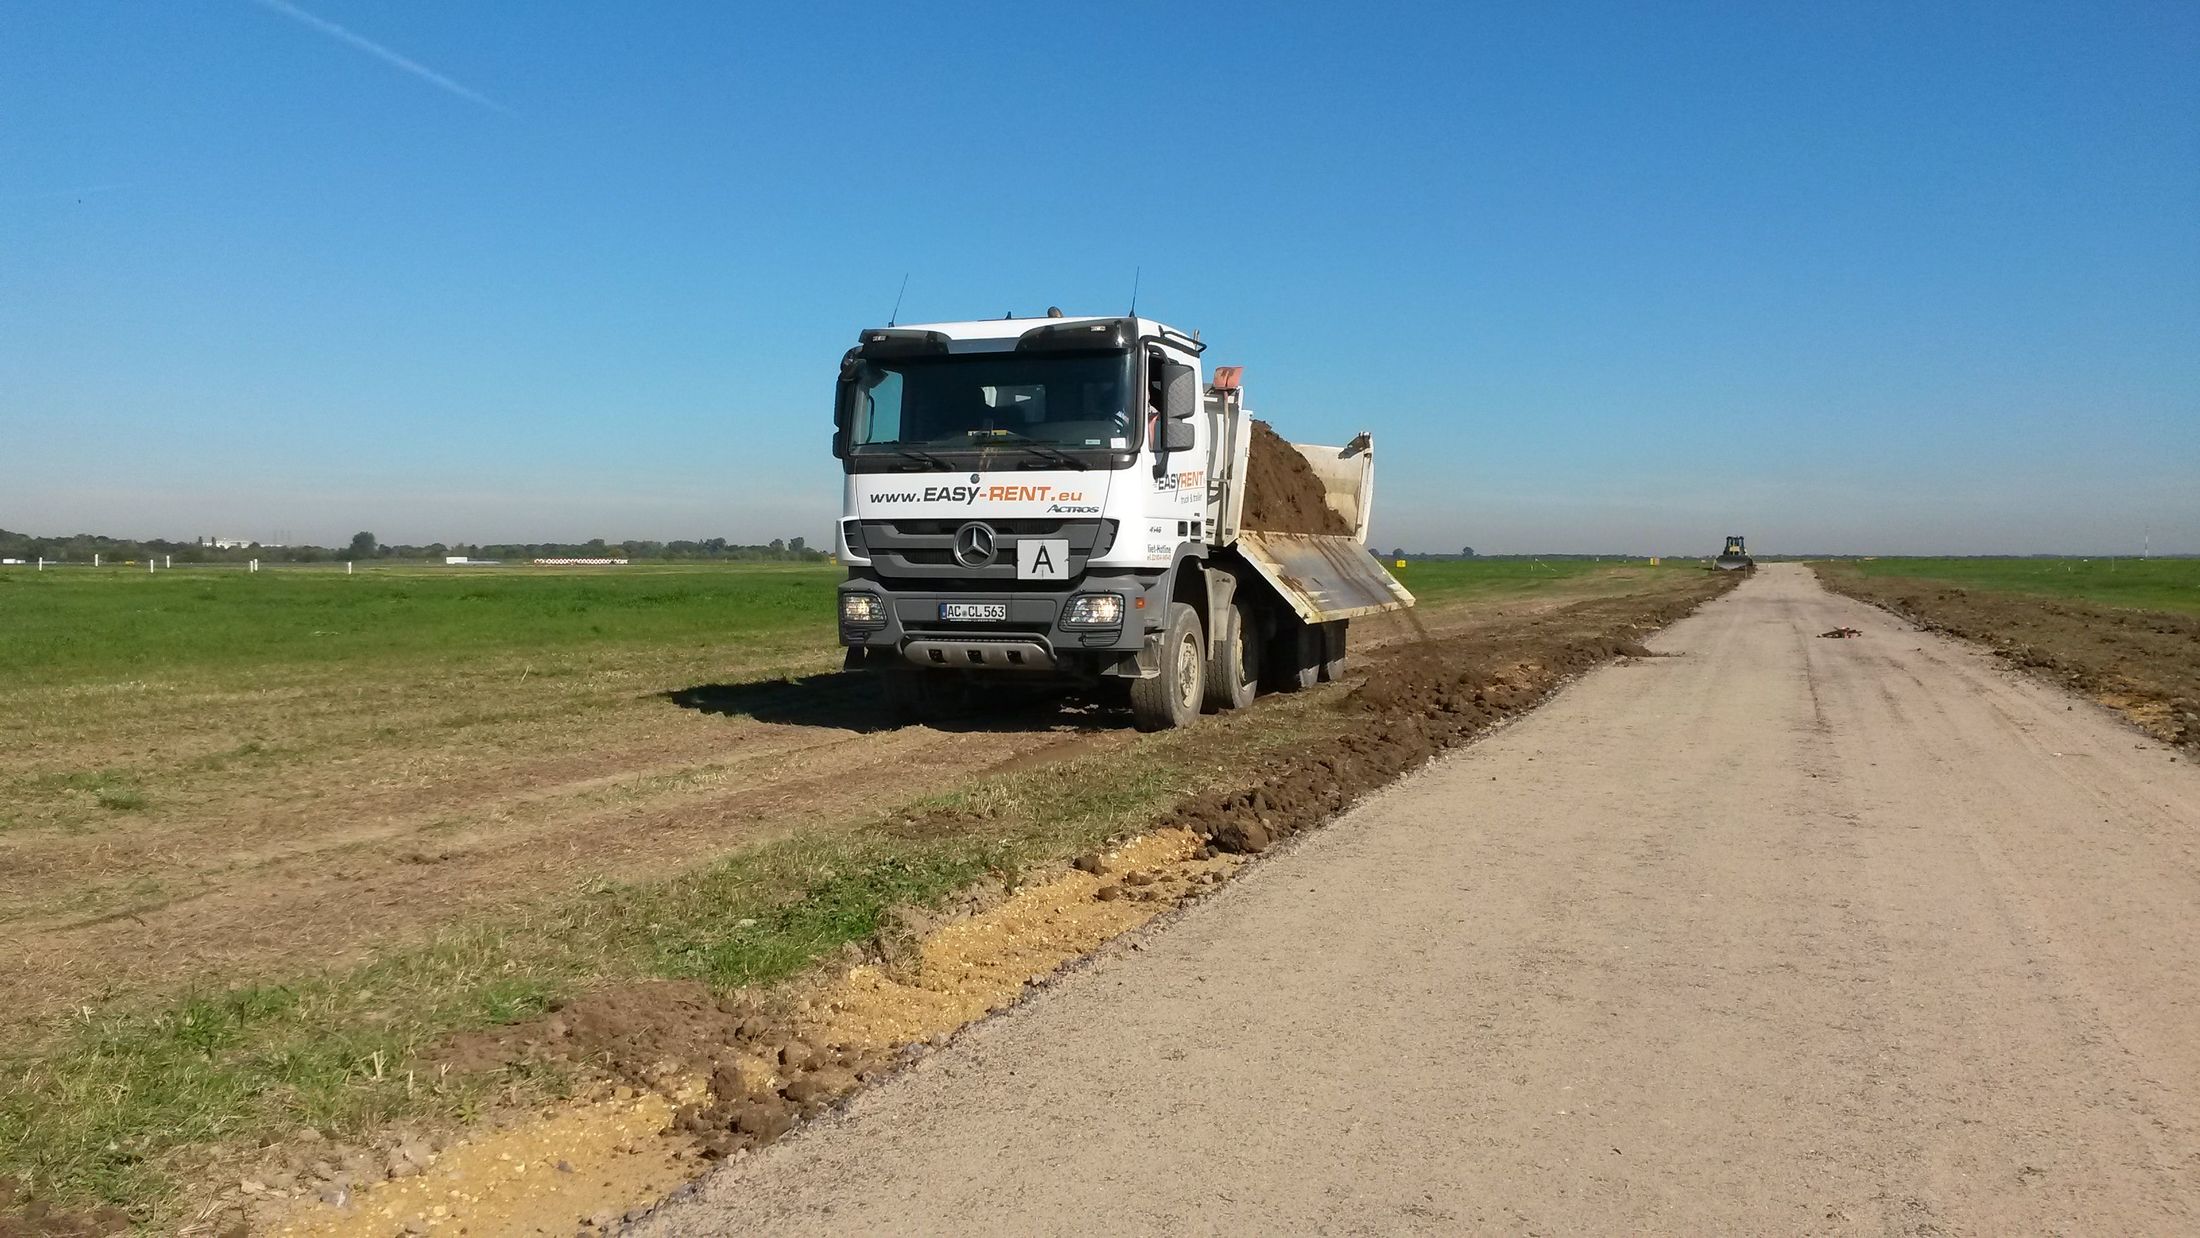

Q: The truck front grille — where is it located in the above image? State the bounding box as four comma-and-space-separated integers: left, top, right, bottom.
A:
854, 519, 1117, 579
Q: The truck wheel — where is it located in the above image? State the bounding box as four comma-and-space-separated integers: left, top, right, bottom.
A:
1264, 620, 1321, 694
1319, 619, 1349, 682
1202, 599, 1260, 713
1131, 602, 1206, 732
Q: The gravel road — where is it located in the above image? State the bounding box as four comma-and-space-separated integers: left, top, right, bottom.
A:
637, 564, 2200, 1235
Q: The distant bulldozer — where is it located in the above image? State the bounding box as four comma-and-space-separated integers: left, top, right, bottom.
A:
1714, 535, 1755, 572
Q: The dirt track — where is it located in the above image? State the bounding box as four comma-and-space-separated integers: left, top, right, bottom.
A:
638, 564, 2200, 1234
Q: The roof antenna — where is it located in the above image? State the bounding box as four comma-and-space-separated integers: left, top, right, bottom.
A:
1128, 266, 1141, 316
887, 273, 909, 327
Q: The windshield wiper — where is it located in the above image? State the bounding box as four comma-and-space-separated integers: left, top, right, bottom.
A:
960, 431, 1090, 471
1015, 443, 1091, 471
875, 446, 951, 469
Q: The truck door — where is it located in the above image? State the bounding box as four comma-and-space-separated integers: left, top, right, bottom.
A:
1146, 345, 1206, 532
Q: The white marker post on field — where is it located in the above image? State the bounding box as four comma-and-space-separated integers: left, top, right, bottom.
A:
94, 553, 101, 567
347, 561, 354, 576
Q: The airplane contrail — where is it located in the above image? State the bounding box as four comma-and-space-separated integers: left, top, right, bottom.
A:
248, 0, 515, 116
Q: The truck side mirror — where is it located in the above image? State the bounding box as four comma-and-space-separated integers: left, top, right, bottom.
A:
1162, 362, 1197, 421
831, 379, 854, 458
1160, 418, 1196, 451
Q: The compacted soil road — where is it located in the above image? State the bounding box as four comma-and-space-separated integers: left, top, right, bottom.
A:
639, 564, 2200, 1235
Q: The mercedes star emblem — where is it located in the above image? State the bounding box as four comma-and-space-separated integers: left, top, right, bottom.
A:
954, 522, 997, 568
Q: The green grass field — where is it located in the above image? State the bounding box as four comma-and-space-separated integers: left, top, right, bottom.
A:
0, 563, 839, 685
1400, 558, 1713, 608
1828, 557, 2200, 614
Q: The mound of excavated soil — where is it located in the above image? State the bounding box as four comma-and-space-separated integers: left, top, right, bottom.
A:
1243, 420, 1353, 537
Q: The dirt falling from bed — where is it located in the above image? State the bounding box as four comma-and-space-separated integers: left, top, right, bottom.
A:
1241, 420, 1354, 536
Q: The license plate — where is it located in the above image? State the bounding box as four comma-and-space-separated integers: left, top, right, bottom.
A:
939, 603, 1007, 622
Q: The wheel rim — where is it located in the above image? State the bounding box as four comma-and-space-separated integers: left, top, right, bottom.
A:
1175, 632, 1201, 712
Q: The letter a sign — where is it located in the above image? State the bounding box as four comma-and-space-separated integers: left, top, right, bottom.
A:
1017, 538, 1070, 580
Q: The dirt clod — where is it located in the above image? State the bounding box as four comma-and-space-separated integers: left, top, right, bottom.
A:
781, 1069, 856, 1106
729, 1099, 796, 1142
0, 1177, 129, 1238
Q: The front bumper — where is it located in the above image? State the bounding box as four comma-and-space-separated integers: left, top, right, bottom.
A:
838, 572, 1166, 674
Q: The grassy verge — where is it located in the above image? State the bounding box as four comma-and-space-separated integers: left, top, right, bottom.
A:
1820, 556, 2200, 614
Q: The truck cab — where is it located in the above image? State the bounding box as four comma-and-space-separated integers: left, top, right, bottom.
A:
833, 314, 1206, 676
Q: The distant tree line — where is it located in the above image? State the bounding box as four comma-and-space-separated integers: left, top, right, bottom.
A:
0, 528, 831, 564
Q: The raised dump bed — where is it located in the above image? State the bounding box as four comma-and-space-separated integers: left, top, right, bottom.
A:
1219, 417, 1415, 623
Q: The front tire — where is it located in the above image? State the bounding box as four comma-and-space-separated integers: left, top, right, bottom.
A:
1131, 602, 1207, 731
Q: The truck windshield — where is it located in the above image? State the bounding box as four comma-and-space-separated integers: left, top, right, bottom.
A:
844, 352, 1135, 454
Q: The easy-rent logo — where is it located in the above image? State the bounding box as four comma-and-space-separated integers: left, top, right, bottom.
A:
1153, 469, 1203, 493
872, 485, 1087, 505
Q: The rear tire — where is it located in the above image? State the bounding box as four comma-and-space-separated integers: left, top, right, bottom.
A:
1202, 599, 1260, 713
1318, 619, 1349, 682
1264, 620, 1321, 694
1131, 602, 1207, 732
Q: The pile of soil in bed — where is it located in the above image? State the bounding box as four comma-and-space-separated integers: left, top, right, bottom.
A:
1242, 420, 1353, 537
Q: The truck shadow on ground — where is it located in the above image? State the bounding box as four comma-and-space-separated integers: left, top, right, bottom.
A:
664, 671, 1120, 734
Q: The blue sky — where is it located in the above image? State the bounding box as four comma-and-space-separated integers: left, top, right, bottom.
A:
2, 0, 2194, 554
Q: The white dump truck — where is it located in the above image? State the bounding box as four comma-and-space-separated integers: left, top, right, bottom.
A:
832, 312, 1414, 730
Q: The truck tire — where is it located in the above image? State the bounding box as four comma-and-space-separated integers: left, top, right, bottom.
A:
1264, 620, 1321, 694
1319, 619, 1349, 682
1131, 602, 1206, 731
1202, 599, 1260, 713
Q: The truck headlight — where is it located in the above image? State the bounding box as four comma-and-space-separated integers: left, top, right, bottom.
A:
1062, 593, 1124, 628
840, 592, 885, 627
